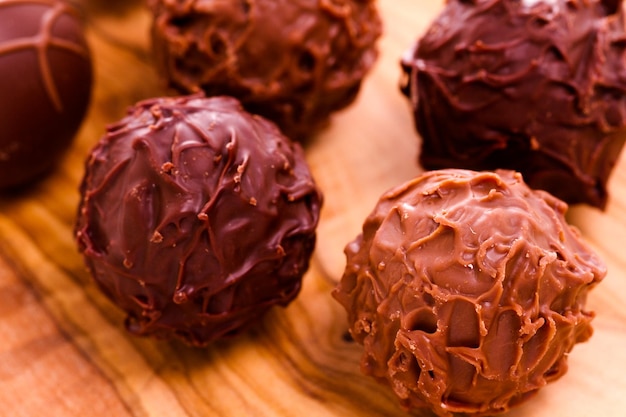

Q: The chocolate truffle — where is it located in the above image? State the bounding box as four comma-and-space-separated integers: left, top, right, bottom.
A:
149, 0, 382, 140
333, 169, 606, 416
0, 0, 92, 189
401, 0, 626, 209
75, 95, 322, 346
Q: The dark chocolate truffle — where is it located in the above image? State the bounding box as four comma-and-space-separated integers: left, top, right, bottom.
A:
333, 169, 606, 416
149, 0, 382, 140
401, 0, 626, 209
0, 0, 92, 189
75, 95, 322, 346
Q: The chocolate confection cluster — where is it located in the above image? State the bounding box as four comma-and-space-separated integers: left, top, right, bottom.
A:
401, 0, 626, 209
333, 169, 606, 416
0, 0, 92, 189
64, 0, 612, 413
148, 0, 382, 140
75, 95, 322, 346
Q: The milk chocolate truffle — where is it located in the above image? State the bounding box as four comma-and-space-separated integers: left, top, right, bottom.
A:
333, 169, 606, 416
0, 0, 92, 189
401, 0, 626, 209
75, 95, 322, 346
149, 0, 382, 140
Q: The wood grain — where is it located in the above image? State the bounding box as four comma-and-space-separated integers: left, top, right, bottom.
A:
1, 1, 626, 416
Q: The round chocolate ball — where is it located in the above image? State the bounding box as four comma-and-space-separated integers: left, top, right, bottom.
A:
149, 0, 382, 140
333, 169, 606, 416
0, 0, 92, 189
401, 0, 626, 209
75, 95, 322, 346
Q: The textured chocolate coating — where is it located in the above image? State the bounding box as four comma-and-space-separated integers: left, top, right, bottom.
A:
0, 0, 92, 189
333, 169, 606, 416
149, 0, 382, 140
75, 95, 322, 346
401, 0, 626, 209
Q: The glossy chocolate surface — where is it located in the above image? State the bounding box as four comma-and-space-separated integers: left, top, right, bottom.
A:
76, 95, 322, 346
334, 169, 606, 416
0, 0, 92, 189
149, 0, 382, 140
401, 0, 626, 209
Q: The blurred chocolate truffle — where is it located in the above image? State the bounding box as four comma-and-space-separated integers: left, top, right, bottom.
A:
149, 0, 382, 140
0, 0, 92, 190
401, 0, 626, 209
75, 95, 322, 346
333, 169, 606, 416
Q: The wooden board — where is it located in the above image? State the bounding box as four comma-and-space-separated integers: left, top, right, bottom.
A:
1, 1, 626, 416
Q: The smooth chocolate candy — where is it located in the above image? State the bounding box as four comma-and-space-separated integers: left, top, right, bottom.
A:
0, 0, 92, 189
